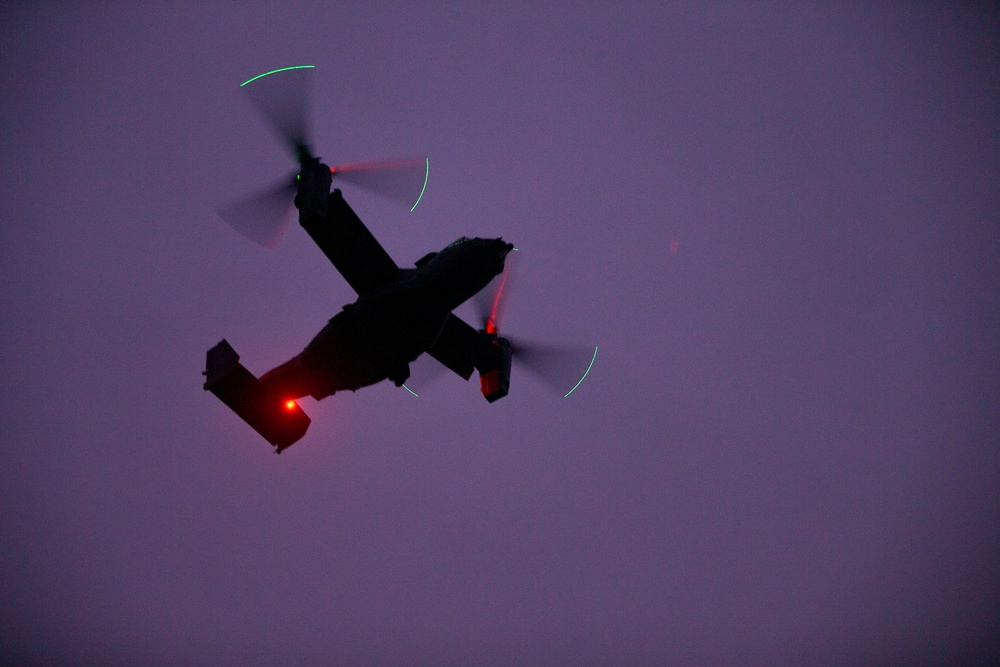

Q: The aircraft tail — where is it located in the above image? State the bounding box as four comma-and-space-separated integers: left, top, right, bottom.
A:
203, 339, 310, 453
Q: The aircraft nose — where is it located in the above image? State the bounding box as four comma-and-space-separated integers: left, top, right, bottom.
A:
495, 238, 513, 257
495, 238, 514, 272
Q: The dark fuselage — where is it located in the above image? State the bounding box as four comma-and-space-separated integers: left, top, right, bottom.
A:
259, 236, 513, 401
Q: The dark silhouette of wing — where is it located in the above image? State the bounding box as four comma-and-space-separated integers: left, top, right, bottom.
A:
300, 188, 401, 295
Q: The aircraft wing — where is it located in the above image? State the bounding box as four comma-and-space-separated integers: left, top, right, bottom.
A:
301, 189, 400, 295
427, 314, 503, 380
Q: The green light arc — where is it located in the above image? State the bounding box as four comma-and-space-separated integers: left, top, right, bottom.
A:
240, 65, 316, 88
410, 158, 429, 212
403, 344, 598, 399
564, 346, 598, 398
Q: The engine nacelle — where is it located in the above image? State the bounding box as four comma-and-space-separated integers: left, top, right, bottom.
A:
479, 336, 512, 403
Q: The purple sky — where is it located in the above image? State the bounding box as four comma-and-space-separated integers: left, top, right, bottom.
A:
2, 2, 998, 664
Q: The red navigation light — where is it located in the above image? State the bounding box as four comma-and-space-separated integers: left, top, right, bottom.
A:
285, 400, 296, 410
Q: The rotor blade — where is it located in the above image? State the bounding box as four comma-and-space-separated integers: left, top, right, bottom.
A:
215, 175, 297, 248
240, 65, 313, 155
475, 248, 519, 332
331, 158, 429, 210
509, 338, 598, 397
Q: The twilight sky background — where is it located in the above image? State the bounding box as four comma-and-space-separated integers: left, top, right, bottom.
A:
2, 2, 998, 664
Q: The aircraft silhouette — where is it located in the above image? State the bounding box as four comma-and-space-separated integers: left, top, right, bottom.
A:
204, 66, 593, 453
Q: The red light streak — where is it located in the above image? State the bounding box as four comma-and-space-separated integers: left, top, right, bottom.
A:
486, 271, 508, 335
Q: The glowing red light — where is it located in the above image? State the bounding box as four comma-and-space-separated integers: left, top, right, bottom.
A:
480, 369, 500, 397
486, 271, 507, 335
285, 400, 296, 410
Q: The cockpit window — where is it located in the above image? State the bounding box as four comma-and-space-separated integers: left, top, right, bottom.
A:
446, 236, 469, 249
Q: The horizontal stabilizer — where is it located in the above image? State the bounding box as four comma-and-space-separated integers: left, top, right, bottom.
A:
204, 339, 310, 453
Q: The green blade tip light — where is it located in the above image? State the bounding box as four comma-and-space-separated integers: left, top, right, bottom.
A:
410, 158, 430, 212
240, 65, 316, 88
564, 346, 598, 398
